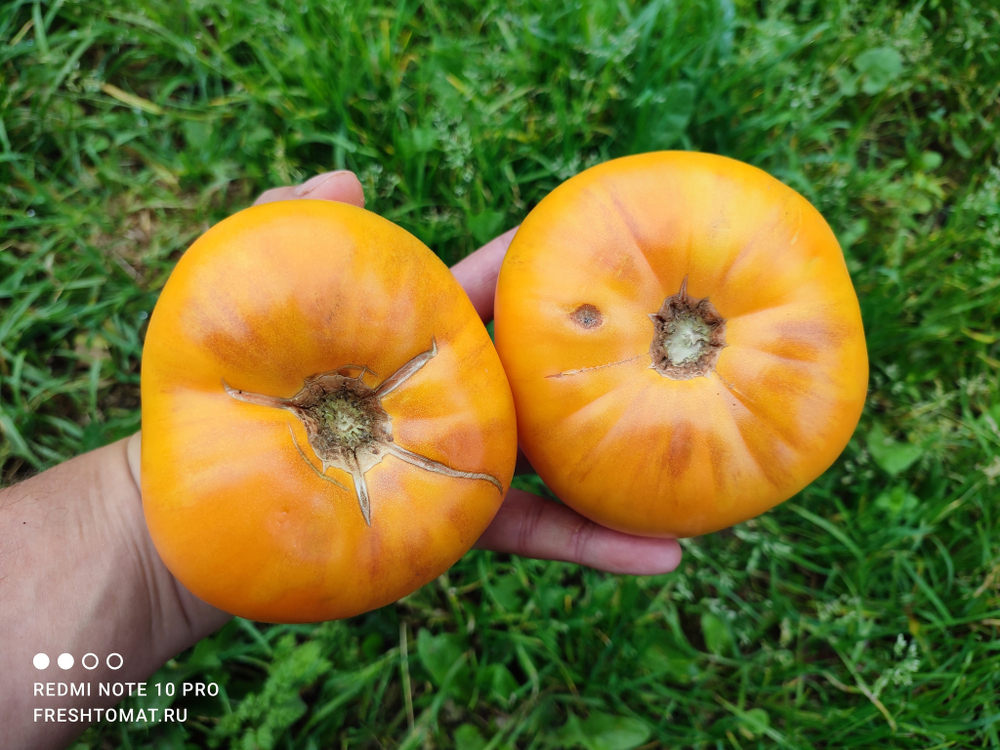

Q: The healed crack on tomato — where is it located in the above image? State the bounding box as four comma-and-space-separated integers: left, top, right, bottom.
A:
649, 277, 727, 380
546, 354, 644, 379
222, 338, 502, 526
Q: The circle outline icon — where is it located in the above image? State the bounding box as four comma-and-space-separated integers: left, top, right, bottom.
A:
81, 653, 99, 670
106, 652, 123, 670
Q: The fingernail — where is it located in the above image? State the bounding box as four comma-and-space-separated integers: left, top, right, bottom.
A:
293, 170, 350, 197
640, 540, 683, 575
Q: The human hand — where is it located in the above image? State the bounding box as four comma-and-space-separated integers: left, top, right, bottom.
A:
0, 169, 678, 750
125, 165, 677, 642
0, 171, 374, 750
249, 169, 683, 576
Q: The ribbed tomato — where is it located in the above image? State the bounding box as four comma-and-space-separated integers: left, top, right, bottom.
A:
494, 152, 868, 537
141, 200, 517, 622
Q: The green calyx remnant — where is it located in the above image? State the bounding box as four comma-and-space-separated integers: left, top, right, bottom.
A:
317, 391, 375, 449
222, 338, 502, 527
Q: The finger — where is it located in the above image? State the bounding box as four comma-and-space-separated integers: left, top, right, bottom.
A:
253, 170, 366, 208
127, 431, 142, 487
514, 450, 535, 476
450, 226, 518, 323
132, 172, 365, 487
475, 489, 682, 575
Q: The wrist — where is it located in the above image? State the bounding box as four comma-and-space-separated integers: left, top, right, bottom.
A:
0, 437, 229, 749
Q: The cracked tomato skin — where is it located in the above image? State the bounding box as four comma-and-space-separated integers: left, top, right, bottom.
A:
141, 200, 517, 623
494, 152, 868, 538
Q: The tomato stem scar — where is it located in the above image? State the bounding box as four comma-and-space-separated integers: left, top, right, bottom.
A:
648, 276, 727, 380
286, 422, 348, 491
222, 338, 502, 526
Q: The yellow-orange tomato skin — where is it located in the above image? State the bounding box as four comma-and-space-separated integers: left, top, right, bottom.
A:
494, 152, 868, 538
141, 200, 517, 623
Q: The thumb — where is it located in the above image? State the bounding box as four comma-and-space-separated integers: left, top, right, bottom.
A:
254, 170, 366, 208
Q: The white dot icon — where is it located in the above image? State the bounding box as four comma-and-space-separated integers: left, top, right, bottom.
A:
33, 653, 50, 670
57, 653, 74, 669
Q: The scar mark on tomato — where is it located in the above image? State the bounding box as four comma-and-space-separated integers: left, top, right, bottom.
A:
742, 340, 822, 365
717, 375, 803, 451
606, 189, 644, 249
718, 378, 799, 489
603, 187, 669, 287
546, 354, 644, 379
731, 413, 787, 488
713, 207, 785, 291
706, 433, 731, 497
769, 319, 844, 350
665, 421, 694, 479
731, 405, 800, 491
571, 304, 603, 329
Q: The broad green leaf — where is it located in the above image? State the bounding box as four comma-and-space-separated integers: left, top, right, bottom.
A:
182, 119, 211, 150
410, 126, 436, 153
581, 712, 652, 750
555, 712, 652, 750
738, 708, 771, 739
833, 67, 857, 96
554, 713, 588, 748
483, 663, 519, 708
920, 151, 943, 171
488, 573, 525, 612
188, 636, 222, 669
701, 612, 732, 656
416, 629, 466, 686
469, 209, 506, 245
853, 47, 903, 94
641, 632, 699, 683
454, 724, 487, 750
874, 485, 919, 515
867, 424, 923, 476
952, 133, 972, 159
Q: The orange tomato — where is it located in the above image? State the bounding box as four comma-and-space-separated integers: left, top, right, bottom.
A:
494, 152, 868, 537
141, 200, 517, 623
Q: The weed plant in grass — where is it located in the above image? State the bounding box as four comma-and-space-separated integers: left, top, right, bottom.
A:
2, 0, 1000, 748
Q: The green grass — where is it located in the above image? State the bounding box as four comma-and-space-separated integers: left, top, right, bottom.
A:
3, 0, 1000, 747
